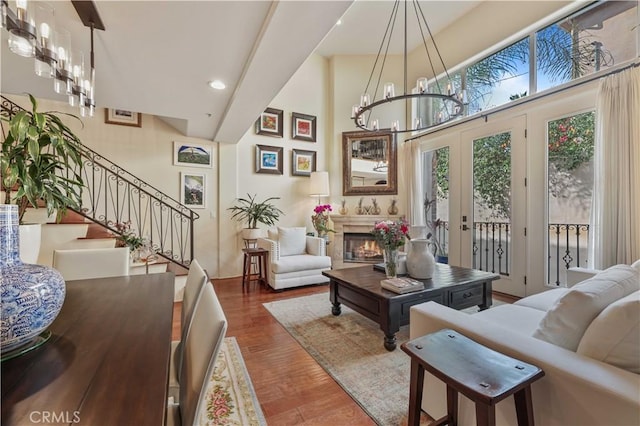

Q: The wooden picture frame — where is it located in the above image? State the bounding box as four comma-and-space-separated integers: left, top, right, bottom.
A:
105, 108, 142, 127
173, 141, 213, 168
255, 144, 283, 174
291, 112, 316, 142
291, 149, 316, 177
255, 107, 284, 138
342, 130, 397, 195
180, 172, 206, 209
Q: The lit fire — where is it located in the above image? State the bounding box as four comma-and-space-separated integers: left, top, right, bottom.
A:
356, 240, 382, 258
345, 238, 383, 262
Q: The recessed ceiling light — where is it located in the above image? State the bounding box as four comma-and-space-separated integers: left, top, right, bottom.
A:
208, 80, 226, 90
336, 19, 342, 26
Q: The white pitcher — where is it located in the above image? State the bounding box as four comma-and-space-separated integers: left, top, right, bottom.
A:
406, 238, 436, 279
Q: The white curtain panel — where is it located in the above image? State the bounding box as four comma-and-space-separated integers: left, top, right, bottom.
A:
591, 66, 640, 268
401, 140, 424, 226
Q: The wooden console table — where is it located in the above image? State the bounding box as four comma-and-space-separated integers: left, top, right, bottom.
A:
323, 264, 499, 350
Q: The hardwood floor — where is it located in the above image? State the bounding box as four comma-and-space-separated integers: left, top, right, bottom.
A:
173, 277, 376, 425
171, 276, 516, 425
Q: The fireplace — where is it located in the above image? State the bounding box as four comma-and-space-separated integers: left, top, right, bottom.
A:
330, 214, 395, 269
343, 233, 383, 263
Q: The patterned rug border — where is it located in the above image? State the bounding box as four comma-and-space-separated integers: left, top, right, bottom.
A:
198, 336, 267, 426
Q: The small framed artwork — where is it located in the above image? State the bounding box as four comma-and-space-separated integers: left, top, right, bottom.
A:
180, 172, 206, 209
105, 108, 142, 127
255, 144, 283, 175
173, 141, 213, 168
291, 149, 316, 177
255, 107, 284, 138
291, 112, 316, 142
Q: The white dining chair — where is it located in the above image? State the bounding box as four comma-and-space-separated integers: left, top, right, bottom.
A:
166, 279, 228, 426
168, 259, 208, 390
52, 247, 130, 281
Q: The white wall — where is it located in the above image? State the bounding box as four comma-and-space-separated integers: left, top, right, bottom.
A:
217, 54, 331, 277
328, 55, 407, 216
4, 94, 219, 275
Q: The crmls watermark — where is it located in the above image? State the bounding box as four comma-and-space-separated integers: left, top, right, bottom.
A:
29, 411, 81, 424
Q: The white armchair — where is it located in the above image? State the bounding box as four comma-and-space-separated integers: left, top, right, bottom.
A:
257, 227, 331, 290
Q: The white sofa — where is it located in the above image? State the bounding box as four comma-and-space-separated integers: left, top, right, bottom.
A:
409, 262, 640, 426
257, 227, 331, 290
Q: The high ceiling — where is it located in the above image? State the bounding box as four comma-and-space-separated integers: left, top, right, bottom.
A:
1, 1, 480, 143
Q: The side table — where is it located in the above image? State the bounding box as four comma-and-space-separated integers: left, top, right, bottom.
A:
241, 248, 268, 290
401, 329, 545, 426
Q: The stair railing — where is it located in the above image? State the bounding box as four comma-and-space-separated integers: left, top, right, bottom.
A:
1, 95, 199, 268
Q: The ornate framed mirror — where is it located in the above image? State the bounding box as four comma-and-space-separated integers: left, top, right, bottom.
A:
342, 130, 397, 196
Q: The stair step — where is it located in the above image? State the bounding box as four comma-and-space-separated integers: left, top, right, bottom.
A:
86, 223, 116, 239
57, 209, 87, 224
38, 223, 90, 266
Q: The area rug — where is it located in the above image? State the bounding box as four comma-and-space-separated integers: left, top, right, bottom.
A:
263, 293, 416, 425
197, 336, 267, 426
263, 293, 497, 425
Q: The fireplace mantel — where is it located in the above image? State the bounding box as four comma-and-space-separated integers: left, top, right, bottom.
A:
330, 214, 400, 269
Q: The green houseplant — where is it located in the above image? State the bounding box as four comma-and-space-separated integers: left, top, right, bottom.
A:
1, 94, 84, 224
2, 95, 84, 263
228, 193, 284, 239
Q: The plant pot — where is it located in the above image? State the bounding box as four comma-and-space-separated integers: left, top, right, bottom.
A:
241, 228, 264, 240
1, 205, 66, 355
18, 223, 41, 264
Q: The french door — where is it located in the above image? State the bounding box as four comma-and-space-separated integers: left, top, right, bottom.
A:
420, 116, 527, 297
459, 116, 527, 297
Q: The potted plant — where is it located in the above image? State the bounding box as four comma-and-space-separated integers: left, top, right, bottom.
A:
228, 193, 284, 240
1, 94, 84, 261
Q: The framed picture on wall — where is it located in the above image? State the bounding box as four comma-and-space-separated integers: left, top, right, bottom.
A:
291, 112, 316, 142
255, 107, 284, 138
173, 141, 213, 168
255, 144, 283, 174
180, 172, 206, 209
105, 108, 142, 127
291, 149, 316, 177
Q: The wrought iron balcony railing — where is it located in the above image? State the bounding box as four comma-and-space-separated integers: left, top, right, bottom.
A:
436, 221, 590, 287
1, 95, 199, 268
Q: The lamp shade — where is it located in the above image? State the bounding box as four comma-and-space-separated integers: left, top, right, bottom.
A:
309, 171, 329, 197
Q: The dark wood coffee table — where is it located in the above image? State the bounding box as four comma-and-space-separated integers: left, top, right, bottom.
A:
322, 264, 499, 351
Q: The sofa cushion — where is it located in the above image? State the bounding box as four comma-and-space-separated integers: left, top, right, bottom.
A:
278, 227, 307, 256
514, 288, 569, 311
533, 265, 640, 351
272, 254, 331, 274
473, 304, 547, 336
577, 290, 640, 374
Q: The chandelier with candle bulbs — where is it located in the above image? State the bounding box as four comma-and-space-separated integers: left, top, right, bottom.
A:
1, 0, 104, 117
351, 0, 467, 134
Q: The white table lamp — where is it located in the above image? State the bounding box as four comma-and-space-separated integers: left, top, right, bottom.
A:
309, 171, 330, 204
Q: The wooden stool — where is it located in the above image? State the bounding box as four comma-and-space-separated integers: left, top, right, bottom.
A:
401, 329, 545, 426
242, 248, 268, 290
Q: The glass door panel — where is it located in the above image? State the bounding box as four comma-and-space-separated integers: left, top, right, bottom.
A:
546, 111, 595, 286
472, 132, 512, 276
422, 146, 450, 263
461, 116, 526, 297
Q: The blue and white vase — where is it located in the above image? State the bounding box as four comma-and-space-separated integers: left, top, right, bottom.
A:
1, 204, 66, 352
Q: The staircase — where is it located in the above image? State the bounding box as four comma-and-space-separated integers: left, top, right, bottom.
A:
1, 95, 199, 270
